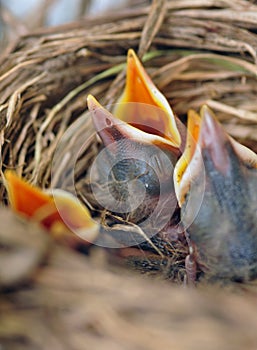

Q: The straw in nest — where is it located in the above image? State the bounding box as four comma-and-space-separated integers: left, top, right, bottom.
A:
0, 0, 257, 280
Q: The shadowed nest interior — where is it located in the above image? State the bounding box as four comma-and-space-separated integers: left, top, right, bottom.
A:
1, 1, 257, 348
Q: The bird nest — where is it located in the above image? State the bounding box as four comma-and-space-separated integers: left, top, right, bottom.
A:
1, 1, 257, 348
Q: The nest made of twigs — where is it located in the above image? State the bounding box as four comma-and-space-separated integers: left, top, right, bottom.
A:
1, 1, 257, 349
1, 209, 257, 350
0, 0, 257, 278
0, 0, 256, 275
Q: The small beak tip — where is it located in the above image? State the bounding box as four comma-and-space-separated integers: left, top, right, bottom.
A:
87, 94, 98, 111
200, 104, 214, 124
128, 48, 136, 59
200, 105, 220, 145
199, 106, 232, 174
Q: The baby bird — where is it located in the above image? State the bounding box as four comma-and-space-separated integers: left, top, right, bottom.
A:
174, 106, 257, 282
87, 49, 185, 229
87, 95, 177, 232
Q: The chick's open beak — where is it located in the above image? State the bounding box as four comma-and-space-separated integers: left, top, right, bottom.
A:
87, 94, 179, 154
174, 105, 257, 207
112, 49, 183, 149
5, 171, 99, 244
5, 170, 53, 217
174, 109, 201, 206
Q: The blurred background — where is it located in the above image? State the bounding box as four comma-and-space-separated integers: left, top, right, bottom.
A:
0, 0, 146, 48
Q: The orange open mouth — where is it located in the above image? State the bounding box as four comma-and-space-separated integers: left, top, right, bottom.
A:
112, 49, 181, 148
174, 106, 257, 206
5, 170, 99, 243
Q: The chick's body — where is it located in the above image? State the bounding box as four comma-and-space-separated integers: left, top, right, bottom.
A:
183, 119, 257, 282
